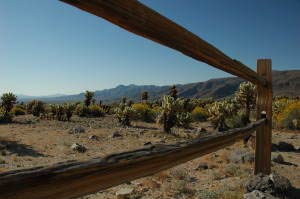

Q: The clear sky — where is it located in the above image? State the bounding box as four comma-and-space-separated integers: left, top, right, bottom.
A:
0, 0, 299, 96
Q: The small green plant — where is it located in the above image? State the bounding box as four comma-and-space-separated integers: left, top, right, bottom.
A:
11, 106, 26, 116
75, 103, 90, 117
191, 106, 209, 122
276, 101, 300, 129
89, 105, 105, 117
132, 103, 155, 122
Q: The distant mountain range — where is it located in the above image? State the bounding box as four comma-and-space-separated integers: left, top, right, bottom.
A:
18, 70, 300, 104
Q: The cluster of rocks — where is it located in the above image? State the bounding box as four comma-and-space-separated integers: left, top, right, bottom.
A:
69, 126, 86, 134
244, 172, 292, 199
229, 148, 255, 164
71, 143, 86, 153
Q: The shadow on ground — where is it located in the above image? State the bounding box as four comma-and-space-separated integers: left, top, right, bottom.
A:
289, 187, 300, 199
0, 140, 45, 157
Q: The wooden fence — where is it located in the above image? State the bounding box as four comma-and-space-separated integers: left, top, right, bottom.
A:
0, 1, 272, 199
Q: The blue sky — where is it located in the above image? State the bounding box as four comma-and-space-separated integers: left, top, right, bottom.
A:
0, 0, 299, 96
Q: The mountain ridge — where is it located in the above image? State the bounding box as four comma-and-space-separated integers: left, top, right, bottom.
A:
18, 70, 300, 103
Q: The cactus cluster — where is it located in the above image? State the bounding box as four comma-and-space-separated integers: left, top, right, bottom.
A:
115, 98, 134, 126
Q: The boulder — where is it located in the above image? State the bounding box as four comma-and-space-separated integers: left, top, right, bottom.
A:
69, 126, 85, 134
196, 162, 209, 170
111, 131, 122, 138
244, 190, 279, 199
71, 143, 86, 153
272, 154, 284, 164
115, 187, 134, 199
245, 173, 292, 197
269, 173, 292, 195
245, 173, 273, 194
89, 135, 98, 141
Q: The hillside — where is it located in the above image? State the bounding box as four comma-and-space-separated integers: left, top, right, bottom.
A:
19, 70, 300, 103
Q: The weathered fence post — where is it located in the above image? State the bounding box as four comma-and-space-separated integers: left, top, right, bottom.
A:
255, 59, 272, 174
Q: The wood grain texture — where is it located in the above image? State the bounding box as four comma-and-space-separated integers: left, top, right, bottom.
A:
60, 0, 267, 86
0, 119, 265, 199
255, 59, 272, 174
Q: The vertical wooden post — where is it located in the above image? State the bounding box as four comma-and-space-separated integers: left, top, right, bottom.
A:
255, 59, 272, 174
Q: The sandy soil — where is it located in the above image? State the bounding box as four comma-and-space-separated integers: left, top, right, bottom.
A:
0, 115, 299, 198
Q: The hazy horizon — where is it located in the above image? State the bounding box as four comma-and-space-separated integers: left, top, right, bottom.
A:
1, 0, 299, 95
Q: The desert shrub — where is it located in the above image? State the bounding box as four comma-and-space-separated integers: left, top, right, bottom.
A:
89, 105, 105, 117
0, 107, 13, 123
75, 103, 90, 117
276, 101, 300, 129
115, 102, 134, 126
27, 100, 45, 117
11, 106, 26, 116
191, 106, 209, 122
176, 112, 192, 128
132, 103, 156, 122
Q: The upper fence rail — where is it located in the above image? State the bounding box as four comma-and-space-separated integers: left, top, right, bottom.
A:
61, 0, 267, 86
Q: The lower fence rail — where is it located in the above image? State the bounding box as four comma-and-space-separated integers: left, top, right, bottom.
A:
0, 119, 265, 199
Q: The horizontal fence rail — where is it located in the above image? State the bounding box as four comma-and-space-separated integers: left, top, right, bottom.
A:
61, 0, 267, 86
0, 119, 266, 199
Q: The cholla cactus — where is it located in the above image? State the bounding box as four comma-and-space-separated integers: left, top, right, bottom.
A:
176, 112, 192, 128
157, 95, 186, 133
64, 103, 75, 121
115, 101, 134, 126
1, 93, 17, 115
208, 99, 236, 131
235, 82, 256, 124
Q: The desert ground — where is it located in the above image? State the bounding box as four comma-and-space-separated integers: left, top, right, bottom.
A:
0, 115, 299, 199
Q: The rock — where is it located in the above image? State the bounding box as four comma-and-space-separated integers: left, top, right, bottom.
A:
115, 187, 134, 199
69, 126, 85, 134
143, 142, 152, 146
245, 173, 273, 194
197, 127, 207, 133
244, 190, 279, 199
89, 135, 98, 141
196, 162, 208, 170
245, 173, 292, 197
269, 173, 292, 195
229, 149, 255, 164
71, 143, 86, 153
272, 154, 284, 164
111, 131, 122, 138
276, 142, 295, 152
